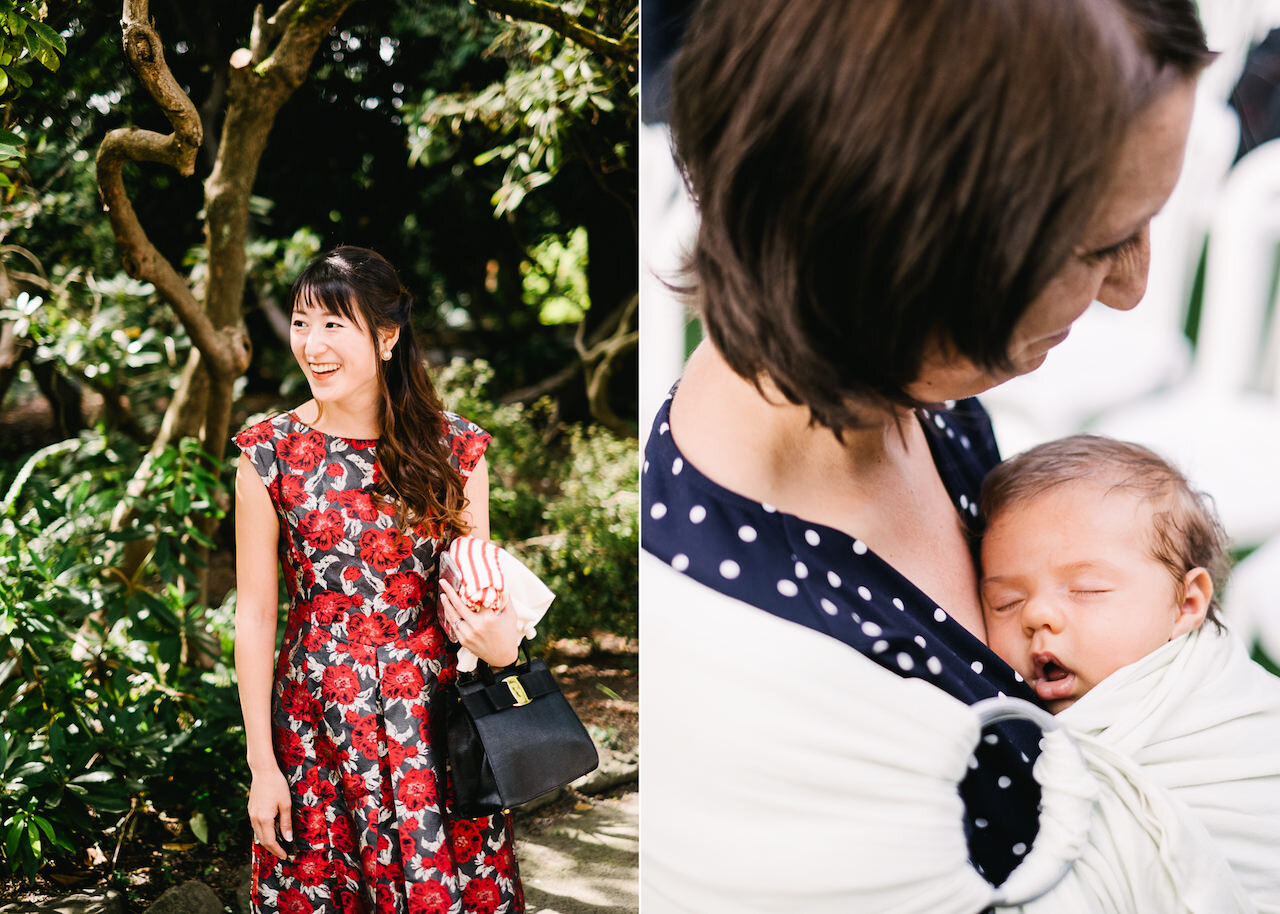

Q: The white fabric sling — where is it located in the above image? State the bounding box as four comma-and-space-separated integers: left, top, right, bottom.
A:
641, 554, 1263, 914
1056, 626, 1280, 914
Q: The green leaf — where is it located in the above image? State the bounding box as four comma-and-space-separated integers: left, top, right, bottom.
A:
27, 19, 66, 56
189, 811, 208, 844
69, 769, 116, 785
173, 484, 190, 516
5, 819, 22, 859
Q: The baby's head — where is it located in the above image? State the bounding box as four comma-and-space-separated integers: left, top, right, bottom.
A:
979, 435, 1228, 712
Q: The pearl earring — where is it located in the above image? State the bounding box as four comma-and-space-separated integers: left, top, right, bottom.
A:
381, 350, 392, 361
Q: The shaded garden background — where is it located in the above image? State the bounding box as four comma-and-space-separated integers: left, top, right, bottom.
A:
0, 0, 637, 896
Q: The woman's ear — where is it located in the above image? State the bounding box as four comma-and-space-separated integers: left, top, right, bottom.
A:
1171, 567, 1213, 638
379, 326, 401, 357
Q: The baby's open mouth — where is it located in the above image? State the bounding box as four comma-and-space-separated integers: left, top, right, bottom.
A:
1032, 652, 1077, 703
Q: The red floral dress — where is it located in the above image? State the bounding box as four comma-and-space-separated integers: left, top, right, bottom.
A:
234, 411, 523, 914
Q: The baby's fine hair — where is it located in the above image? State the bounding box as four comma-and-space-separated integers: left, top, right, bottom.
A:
979, 434, 1229, 629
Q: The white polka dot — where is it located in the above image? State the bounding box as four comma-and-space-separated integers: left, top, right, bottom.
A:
777, 579, 798, 597
944, 400, 956, 409
649, 502, 667, 519
738, 525, 757, 542
983, 734, 998, 745
672, 457, 684, 475
643, 459, 649, 473
934, 414, 945, 429
1012, 843, 1027, 856
971, 661, 984, 674
671, 553, 689, 572
861, 621, 882, 637
961, 435, 971, 449
997, 776, 1012, 789
852, 539, 868, 555
794, 561, 808, 578
897, 653, 914, 671
820, 599, 838, 616
914, 635, 927, 648
857, 586, 872, 601
997, 690, 1006, 699
689, 505, 707, 524
1013, 671, 1024, 683
969, 503, 979, 516
892, 598, 905, 611
959, 494, 969, 510
719, 560, 740, 579
659, 422, 670, 435
804, 529, 820, 546
933, 607, 947, 623
926, 657, 942, 675
851, 612, 861, 623
968, 755, 979, 770
872, 639, 888, 653
975, 818, 989, 829
761, 502, 777, 513
1021, 753, 1030, 763
827, 570, 841, 588
946, 428, 955, 439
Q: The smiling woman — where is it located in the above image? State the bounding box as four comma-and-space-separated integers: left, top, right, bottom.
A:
232, 246, 525, 913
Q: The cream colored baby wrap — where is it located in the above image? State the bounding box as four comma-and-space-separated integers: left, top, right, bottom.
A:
642, 553, 1280, 913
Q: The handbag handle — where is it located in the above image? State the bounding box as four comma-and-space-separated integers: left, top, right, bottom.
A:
971, 697, 1097, 908
463, 638, 532, 686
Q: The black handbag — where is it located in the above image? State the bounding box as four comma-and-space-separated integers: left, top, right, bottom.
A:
445, 644, 599, 817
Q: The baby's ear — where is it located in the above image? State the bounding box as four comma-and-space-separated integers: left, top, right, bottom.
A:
1171, 567, 1213, 638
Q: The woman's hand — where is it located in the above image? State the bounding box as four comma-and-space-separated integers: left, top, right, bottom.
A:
440, 579, 521, 667
248, 766, 293, 860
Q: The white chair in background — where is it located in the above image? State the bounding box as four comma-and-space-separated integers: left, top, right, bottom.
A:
983, 89, 1240, 457
1091, 138, 1280, 548
640, 122, 698, 437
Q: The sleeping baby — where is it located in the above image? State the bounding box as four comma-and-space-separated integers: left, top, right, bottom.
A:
978, 434, 1280, 911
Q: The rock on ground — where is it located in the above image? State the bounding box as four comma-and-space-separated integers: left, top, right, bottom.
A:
142, 881, 222, 914
0, 891, 123, 914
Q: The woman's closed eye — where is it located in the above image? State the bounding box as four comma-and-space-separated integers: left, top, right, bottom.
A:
1084, 233, 1142, 264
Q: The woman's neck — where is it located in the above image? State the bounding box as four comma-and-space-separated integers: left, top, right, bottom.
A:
295, 396, 382, 440
669, 342, 924, 516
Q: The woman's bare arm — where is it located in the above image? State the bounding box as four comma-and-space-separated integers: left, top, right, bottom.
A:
233, 451, 292, 859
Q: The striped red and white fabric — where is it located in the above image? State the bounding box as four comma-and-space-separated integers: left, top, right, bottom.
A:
446, 535, 507, 611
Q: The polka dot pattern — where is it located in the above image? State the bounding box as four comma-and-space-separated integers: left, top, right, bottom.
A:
641, 391, 1041, 887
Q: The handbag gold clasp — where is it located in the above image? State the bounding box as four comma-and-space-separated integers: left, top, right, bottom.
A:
503, 675, 531, 707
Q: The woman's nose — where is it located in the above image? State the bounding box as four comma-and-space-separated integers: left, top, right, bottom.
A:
1097, 230, 1151, 312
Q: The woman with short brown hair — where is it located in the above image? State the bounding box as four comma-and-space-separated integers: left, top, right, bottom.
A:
641, 0, 1212, 907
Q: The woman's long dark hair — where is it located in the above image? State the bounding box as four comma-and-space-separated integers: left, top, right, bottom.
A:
290, 246, 470, 539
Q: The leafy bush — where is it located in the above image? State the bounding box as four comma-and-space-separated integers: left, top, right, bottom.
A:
0, 433, 246, 876
437, 358, 638, 641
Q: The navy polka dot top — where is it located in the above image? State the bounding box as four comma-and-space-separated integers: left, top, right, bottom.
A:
642, 390, 1043, 888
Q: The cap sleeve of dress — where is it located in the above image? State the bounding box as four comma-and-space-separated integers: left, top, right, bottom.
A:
441, 411, 492, 480
233, 417, 282, 501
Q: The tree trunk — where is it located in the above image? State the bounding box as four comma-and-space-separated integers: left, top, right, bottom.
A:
98, 0, 355, 655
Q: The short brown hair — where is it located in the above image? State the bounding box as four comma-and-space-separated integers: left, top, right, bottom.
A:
980, 435, 1229, 629
670, 0, 1213, 433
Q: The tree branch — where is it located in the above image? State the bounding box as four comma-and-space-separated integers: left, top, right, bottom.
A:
470, 0, 637, 64
574, 292, 637, 436
96, 1, 250, 379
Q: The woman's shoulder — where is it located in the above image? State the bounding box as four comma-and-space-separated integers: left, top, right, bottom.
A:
233, 411, 295, 450
440, 410, 492, 475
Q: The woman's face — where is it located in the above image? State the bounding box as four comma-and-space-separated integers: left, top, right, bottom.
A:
909, 78, 1199, 402
290, 297, 396, 408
